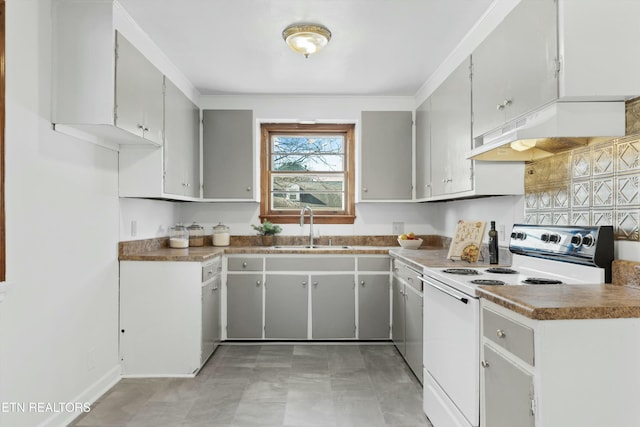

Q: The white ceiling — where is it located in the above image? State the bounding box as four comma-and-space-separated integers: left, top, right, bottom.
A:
117, 0, 494, 96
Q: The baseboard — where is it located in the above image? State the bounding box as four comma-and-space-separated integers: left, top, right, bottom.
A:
39, 364, 121, 427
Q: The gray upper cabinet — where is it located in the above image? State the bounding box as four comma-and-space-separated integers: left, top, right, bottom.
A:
429, 57, 473, 196
358, 274, 390, 339
415, 99, 431, 200
265, 275, 308, 339
163, 78, 200, 197
115, 32, 165, 145
472, 0, 557, 139
312, 274, 356, 339
202, 110, 255, 200
52, 1, 165, 147
360, 111, 413, 201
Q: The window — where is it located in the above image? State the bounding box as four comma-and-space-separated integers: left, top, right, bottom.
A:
260, 123, 355, 224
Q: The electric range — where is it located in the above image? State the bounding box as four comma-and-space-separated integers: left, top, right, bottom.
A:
422, 224, 614, 427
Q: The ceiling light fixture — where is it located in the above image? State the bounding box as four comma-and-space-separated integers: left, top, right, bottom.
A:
282, 23, 331, 58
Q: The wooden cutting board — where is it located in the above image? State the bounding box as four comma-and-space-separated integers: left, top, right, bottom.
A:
447, 220, 487, 262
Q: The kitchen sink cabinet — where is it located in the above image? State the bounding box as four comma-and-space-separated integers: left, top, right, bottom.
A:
360, 111, 413, 201
391, 258, 423, 383
119, 257, 221, 376
52, 0, 165, 148
481, 300, 640, 427
264, 274, 308, 339
226, 273, 264, 339
202, 109, 255, 200
119, 77, 201, 199
311, 274, 356, 339
415, 57, 524, 201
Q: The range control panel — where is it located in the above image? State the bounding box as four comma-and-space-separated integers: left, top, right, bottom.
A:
509, 224, 613, 268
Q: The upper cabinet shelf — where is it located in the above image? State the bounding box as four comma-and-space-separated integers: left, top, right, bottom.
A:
52, 0, 165, 149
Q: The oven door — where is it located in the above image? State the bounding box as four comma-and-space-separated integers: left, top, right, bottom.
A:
422, 274, 479, 426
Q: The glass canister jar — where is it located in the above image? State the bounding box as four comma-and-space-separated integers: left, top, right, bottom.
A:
212, 222, 230, 247
169, 224, 189, 248
187, 222, 204, 247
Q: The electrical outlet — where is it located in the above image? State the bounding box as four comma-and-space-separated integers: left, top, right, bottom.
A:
498, 224, 505, 242
131, 220, 137, 237
392, 222, 404, 235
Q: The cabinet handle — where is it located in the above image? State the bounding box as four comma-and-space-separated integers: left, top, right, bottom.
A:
137, 124, 144, 129
242, 262, 248, 268
481, 360, 490, 368
360, 280, 365, 286
246, 186, 252, 192
256, 280, 261, 287
496, 329, 506, 338
302, 281, 307, 287
363, 187, 368, 192
313, 281, 318, 287
496, 99, 512, 111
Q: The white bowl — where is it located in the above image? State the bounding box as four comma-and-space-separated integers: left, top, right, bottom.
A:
397, 238, 423, 249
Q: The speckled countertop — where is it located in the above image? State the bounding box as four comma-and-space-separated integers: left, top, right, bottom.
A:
119, 236, 640, 321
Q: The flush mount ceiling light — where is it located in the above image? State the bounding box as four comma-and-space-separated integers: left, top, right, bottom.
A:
282, 23, 331, 58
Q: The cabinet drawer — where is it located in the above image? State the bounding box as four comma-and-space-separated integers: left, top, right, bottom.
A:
265, 257, 355, 271
202, 257, 222, 282
227, 257, 263, 271
483, 308, 534, 366
358, 257, 390, 271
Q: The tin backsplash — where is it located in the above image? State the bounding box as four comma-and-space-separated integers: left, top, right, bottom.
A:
524, 98, 640, 241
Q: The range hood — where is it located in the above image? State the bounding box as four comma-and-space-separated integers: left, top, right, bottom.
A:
468, 101, 626, 161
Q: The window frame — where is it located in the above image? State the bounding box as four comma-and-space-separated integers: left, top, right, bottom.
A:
259, 123, 355, 224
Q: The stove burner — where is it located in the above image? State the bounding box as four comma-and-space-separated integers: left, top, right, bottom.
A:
522, 277, 563, 285
442, 268, 480, 275
470, 279, 506, 286
485, 267, 519, 274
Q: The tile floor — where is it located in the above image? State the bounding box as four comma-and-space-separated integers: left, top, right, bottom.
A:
70, 343, 433, 427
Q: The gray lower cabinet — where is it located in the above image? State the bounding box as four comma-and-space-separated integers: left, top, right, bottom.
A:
392, 275, 406, 351
265, 274, 308, 339
404, 286, 423, 383
226, 273, 263, 339
201, 274, 221, 365
358, 274, 390, 339
483, 344, 535, 427
312, 274, 356, 339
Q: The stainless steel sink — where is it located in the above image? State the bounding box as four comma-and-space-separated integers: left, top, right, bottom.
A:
270, 245, 353, 250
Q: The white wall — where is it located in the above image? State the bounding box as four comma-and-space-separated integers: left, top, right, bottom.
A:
119, 198, 180, 241
0, 1, 121, 426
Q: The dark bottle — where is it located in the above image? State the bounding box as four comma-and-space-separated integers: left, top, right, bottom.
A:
488, 221, 499, 264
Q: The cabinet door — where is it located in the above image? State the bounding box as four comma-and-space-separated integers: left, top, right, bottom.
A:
265, 274, 308, 339
483, 345, 535, 427
227, 274, 263, 339
201, 281, 215, 365
211, 275, 221, 350
115, 32, 164, 145
472, 0, 557, 138
415, 98, 431, 199
358, 274, 390, 339
360, 111, 413, 200
202, 110, 254, 199
311, 274, 355, 339
164, 78, 200, 197
404, 286, 423, 383
430, 57, 472, 196
391, 275, 406, 355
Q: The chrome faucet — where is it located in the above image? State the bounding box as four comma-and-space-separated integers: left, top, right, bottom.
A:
299, 206, 314, 247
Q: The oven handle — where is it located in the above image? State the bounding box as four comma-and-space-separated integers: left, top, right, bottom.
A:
418, 276, 469, 304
